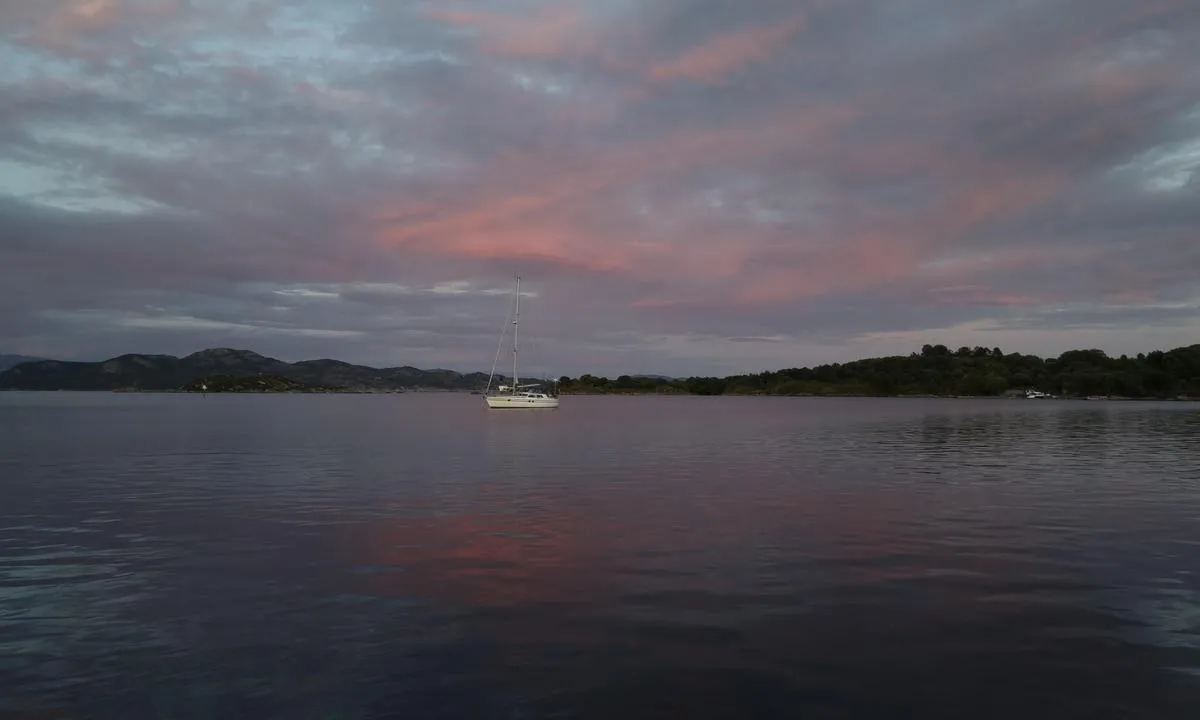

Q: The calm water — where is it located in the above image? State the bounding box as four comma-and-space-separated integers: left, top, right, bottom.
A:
1, 392, 1199, 719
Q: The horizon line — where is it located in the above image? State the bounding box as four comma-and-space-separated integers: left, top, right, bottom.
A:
4, 341, 1196, 380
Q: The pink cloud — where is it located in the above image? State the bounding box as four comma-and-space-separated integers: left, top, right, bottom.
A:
421, 4, 596, 60
293, 82, 371, 108
11, 0, 187, 59
49, 0, 182, 33
361, 74, 1118, 315
629, 297, 682, 309
365, 102, 859, 278
727, 165, 1068, 306
647, 16, 806, 84
1102, 289, 1158, 304
61, 0, 120, 27
926, 285, 1059, 307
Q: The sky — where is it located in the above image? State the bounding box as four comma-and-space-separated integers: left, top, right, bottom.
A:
1, 0, 1198, 377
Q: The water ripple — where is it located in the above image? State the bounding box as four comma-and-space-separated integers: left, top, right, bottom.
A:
2, 394, 1199, 718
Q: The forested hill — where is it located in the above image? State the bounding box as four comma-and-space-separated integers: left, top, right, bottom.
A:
0, 348, 492, 391
557, 344, 1200, 398
0, 355, 47, 373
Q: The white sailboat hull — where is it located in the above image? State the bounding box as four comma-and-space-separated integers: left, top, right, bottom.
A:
485, 394, 560, 409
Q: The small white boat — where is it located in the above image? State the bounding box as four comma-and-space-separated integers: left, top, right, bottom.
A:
484, 276, 560, 410
1025, 389, 1052, 399
485, 387, 559, 409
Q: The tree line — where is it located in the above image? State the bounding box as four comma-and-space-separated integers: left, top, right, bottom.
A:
555, 344, 1200, 399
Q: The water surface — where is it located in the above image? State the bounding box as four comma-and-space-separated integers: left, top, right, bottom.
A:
2, 393, 1199, 718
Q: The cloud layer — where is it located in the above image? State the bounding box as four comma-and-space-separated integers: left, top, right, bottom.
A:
2, 0, 1198, 375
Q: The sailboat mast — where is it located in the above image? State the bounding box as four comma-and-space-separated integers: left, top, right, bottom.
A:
512, 276, 520, 390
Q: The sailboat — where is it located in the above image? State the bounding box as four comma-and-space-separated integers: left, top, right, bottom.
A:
484, 276, 560, 409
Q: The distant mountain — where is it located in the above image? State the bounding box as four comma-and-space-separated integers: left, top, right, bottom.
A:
0, 348, 495, 392
0, 354, 49, 373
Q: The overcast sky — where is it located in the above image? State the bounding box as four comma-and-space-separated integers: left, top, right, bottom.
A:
1, 0, 1198, 376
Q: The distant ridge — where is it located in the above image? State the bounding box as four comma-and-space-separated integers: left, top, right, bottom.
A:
0, 347, 494, 392
4, 343, 1197, 398
0, 354, 49, 373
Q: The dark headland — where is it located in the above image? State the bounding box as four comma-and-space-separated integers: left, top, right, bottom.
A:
0, 344, 1196, 399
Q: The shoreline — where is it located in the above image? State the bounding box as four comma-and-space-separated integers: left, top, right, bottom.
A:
558, 392, 1195, 401
1, 389, 1193, 401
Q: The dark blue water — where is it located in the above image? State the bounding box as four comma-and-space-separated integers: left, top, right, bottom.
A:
2, 392, 1199, 718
